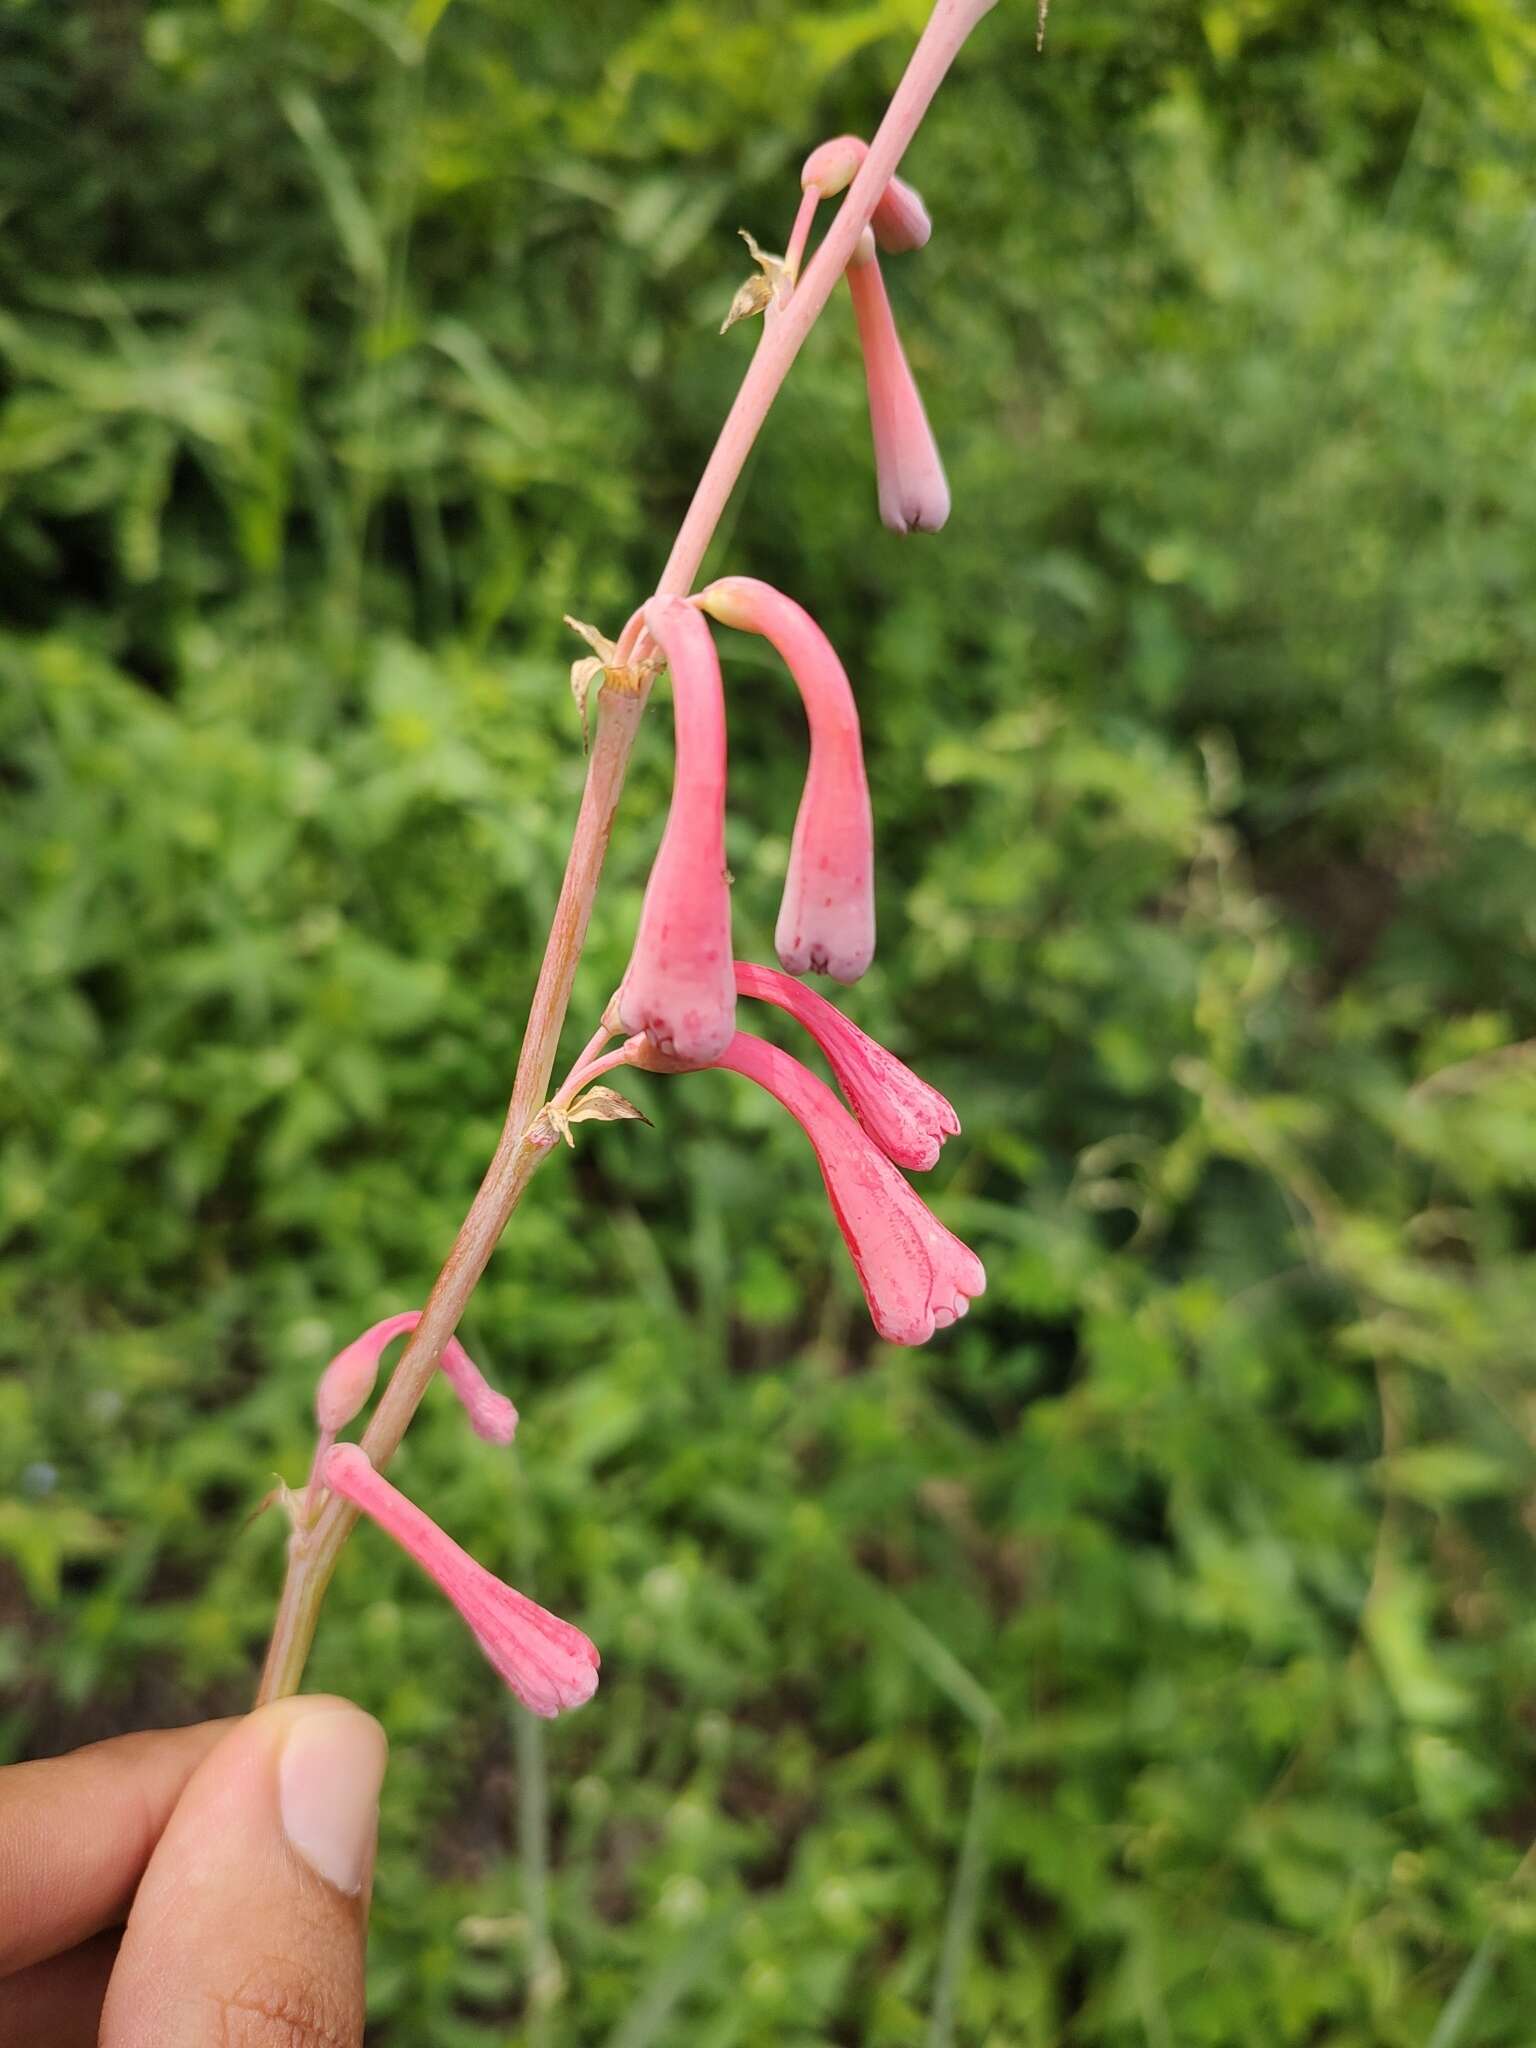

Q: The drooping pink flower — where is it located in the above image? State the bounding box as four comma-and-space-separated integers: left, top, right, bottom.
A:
847, 230, 950, 535
696, 577, 874, 983
314, 1312, 517, 1446
615, 594, 736, 1065
733, 961, 959, 1170
322, 1444, 599, 1718
800, 134, 933, 253
690, 1030, 984, 1345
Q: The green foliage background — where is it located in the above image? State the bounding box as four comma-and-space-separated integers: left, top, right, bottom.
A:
4, 0, 1536, 2040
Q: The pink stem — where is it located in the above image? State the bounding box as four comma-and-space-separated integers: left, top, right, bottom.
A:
255, 0, 996, 1707
552, 1042, 640, 1108
782, 189, 821, 281
649, 0, 995, 608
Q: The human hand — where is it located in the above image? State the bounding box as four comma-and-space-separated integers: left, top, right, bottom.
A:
0, 1696, 387, 2047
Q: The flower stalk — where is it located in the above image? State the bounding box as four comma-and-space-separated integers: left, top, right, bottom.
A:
256, 0, 997, 1709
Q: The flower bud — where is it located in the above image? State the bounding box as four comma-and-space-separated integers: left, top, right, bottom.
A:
314, 1312, 516, 1444
800, 133, 933, 253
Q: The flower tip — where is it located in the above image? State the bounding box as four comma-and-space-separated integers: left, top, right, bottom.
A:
774, 929, 874, 986
618, 1002, 737, 1069
733, 961, 959, 1172
875, 1255, 985, 1346
322, 1440, 371, 1489
872, 177, 932, 255
441, 1335, 519, 1446
693, 577, 757, 633
314, 1359, 374, 1435
801, 134, 866, 197
313, 1311, 420, 1433
880, 469, 951, 535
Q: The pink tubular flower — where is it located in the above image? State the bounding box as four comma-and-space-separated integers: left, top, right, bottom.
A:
322, 1445, 599, 1718
800, 134, 932, 253
696, 577, 874, 984
616, 594, 736, 1065
710, 1030, 984, 1344
733, 961, 959, 1170
314, 1312, 517, 1446
847, 230, 950, 535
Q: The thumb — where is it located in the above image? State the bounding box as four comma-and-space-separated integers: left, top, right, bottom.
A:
100, 1696, 387, 2048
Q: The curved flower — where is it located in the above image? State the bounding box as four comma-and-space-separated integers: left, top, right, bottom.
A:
847, 230, 950, 535
800, 133, 933, 253
615, 595, 736, 1065
322, 1445, 600, 1718
710, 1031, 984, 1344
734, 961, 959, 1170
697, 578, 874, 983
314, 1311, 517, 1446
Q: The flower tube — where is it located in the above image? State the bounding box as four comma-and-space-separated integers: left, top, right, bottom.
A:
678, 1030, 984, 1345
322, 1445, 600, 1718
734, 961, 959, 1170
847, 229, 950, 534
615, 595, 736, 1065
696, 577, 874, 983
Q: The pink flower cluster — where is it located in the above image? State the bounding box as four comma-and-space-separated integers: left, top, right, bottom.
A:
307, 1318, 597, 1719
296, 135, 981, 1723
609, 142, 983, 1346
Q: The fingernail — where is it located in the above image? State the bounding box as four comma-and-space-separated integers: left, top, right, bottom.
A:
278, 1702, 388, 1896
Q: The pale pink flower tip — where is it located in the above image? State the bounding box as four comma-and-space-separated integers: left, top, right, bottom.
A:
314, 1312, 419, 1434
847, 235, 950, 535
322, 1445, 599, 1718
314, 1311, 517, 1445
713, 1032, 984, 1345
799, 134, 933, 253
697, 578, 874, 984
616, 595, 736, 1066
442, 1335, 519, 1446
734, 961, 959, 1172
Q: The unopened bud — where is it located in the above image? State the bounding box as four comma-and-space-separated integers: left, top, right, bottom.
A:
801, 135, 866, 198
315, 1312, 418, 1433
800, 134, 932, 253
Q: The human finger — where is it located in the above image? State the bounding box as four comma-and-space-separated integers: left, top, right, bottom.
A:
100, 1695, 386, 2048
0, 1721, 229, 1975
0, 1929, 120, 2048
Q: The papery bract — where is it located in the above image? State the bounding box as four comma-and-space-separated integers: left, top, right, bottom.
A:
322, 1445, 599, 1718
697, 577, 874, 983
315, 1312, 517, 1446
615, 595, 736, 1064
733, 961, 959, 1169
847, 231, 950, 534
706, 1030, 984, 1344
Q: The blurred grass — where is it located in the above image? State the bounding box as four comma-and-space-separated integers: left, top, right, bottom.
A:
3, 0, 1536, 2042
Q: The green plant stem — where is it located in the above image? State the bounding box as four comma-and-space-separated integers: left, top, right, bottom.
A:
254, 0, 996, 1708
